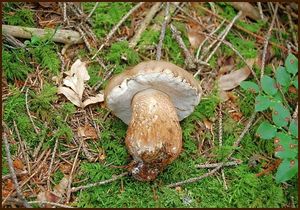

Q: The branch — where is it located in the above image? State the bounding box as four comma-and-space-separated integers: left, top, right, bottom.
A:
2, 25, 83, 44
195, 160, 242, 169
156, 2, 170, 61
129, 2, 162, 48
70, 172, 128, 193
2, 125, 32, 208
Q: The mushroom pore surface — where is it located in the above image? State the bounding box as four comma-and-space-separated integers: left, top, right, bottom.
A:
126, 89, 182, 181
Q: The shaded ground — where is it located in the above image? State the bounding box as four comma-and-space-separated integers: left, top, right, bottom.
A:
2, 2, 298, 208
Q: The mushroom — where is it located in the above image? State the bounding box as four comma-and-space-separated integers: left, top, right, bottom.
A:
104, 60, 202, 181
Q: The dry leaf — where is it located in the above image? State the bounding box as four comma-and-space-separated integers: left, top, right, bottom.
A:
82, 93, 104, 108
13, 159, 24, 170
58, 59, 104, 108
53, 176, 69, 196
59, 164, 72, 174
229, 2, 261, 21
219, 64, 235, 75
230, 112, 243, 122
203, 119, 212, 130
218, 59, 255, 91
186, 20, 205, 50
37, 191, 61, 208
77, 124, 98, 140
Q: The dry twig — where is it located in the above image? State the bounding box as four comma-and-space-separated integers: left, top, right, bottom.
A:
156, 2, 170, 61
195, 160, 242, 169
167, 112, 256, 188
92, 2, 144, 59
70, 172, 129, 193
170, 24, 196, 69
260, 3, 278, 80
47, 138, 59, 190
129, 2, 162, 48
2, 126, 32, 208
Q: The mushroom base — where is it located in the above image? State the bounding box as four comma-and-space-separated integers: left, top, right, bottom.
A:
125, 89, 182, 181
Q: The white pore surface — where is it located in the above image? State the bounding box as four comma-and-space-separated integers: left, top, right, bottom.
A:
106, 69, 202, 124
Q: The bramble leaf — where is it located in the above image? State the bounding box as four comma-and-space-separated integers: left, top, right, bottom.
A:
275, 66, 291, 87
240, 81, 259, 93
285, 53, 298, 76
289, 119, 298, 137
256, 121, 277, 139
272, 103, 291, 127
275, 159, 298, 183
274, 132, 297, 159
255, 95, 272, 112
261, 75, 278, 95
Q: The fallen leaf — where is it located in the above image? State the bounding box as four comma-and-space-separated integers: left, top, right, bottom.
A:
58, 59, 104, 108
37, 191, 61, 208
219, 90, 229, 102
53, 176, 69, 196
13, 159, 24, 170
59, 164, 72, 174
289, 86, 297, 94
230, 112, 243, 122
219, 64, 235, 75
186, 20, 205, 50
203, 119, 212, 130
218, 59, 255, 91
38, 2, 57, 8
229, 2, 261, 21
78, 124, 98, 140
82, 94, 104, 108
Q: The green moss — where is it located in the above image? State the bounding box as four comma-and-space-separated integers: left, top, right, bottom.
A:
2, 48, 33, 82
87, 64, 103, 86
238, 89, 255, 117
3, 6, 35, 27
83, 2, 133, 38
105, 41, 140, 66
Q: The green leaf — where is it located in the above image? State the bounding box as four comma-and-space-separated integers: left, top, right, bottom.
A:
285, 54, 298, 76
272, 103, 291, 127
261, 75, 278, 95
292, 78, 298, 89
275, 66, 291, 87
274, 132, 297, 159
255, 95, 272, 112
256, 121, 277, 139
289, 119, 298, 137
240, 81, 259, 93
275, 159, 298, 183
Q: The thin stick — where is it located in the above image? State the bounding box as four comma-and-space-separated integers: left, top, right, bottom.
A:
261, 3, 278, 81
66, 140, 83, 203
167, 112, 256, 188
286, 5, 298, 48
70, 172, 128, 192
257, 2, 264, 20
129, 2, 162, 48
25, 88, 39, 134
92, 2, 144, 59
86, 2, 99, 21
13, 121, 30, 174
196, 4, 296, 55
156, 2, 170, 61
218, 103, 227, 190
195, 160, 242, 169
195, 20, 226, 62
170, 24, 196, 69
28, 201, 74, 208
2, 128, 32, 208
47, 138, 59, 190
2, 170, 28, 181
204, 11, 243, 63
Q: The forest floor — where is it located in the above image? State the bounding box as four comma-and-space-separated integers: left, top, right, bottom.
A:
2, 2, 298, 208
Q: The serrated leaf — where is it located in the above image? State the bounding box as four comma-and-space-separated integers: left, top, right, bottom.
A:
275, 66, 291, 87
289, 119, 298, 137
285, 54, 298, 76
255, 95, 272, 112
292, 78, 298, 89
272, 103, 291, 127
240, 81, 259, 93
256, 121, 277, 139
275, 159, 298, 183
261, 75, 278, 95
274, 132, 297, 159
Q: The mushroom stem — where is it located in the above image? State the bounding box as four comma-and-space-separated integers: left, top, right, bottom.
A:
125, 89, 182, 181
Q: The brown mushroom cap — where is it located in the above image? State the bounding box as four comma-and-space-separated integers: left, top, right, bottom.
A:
105, 60, 202, 124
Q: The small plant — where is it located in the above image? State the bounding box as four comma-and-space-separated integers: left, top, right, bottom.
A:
240, 53, 298, 183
